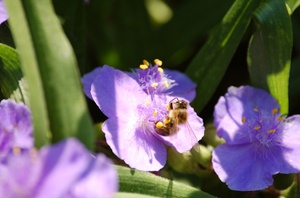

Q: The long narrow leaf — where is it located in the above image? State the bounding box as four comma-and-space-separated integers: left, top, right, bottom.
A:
4, 0, 49, 147
247, 0, 292, 114
20, 0, 94, 148
117, 165, 214, 198
185, 0, 260, 113
5, 0, 94, 149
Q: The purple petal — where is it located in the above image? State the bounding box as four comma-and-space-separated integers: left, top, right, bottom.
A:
103, 118, 166, 171
0, 99, 33, 153
212, 143, 276, 191
34, 138, 92, 198
158, 104, 204, 153
213, 96, 239, 141
164, 69, 196, 102
81, 67, 104, 99
90, 65, 147, 118
0, 151, 42, 198
67, 153, 118, 198
0, 0, 8, 25
279, 115, 300, 172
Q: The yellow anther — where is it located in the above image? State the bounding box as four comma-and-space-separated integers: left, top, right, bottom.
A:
253, 108, 259, 112
139, 64, 148, 70
155, 121, 164, 129
13, 147, 21, 155
144, 101, 150, 106
164, 118, 171, 124
268, 129, 276, 133
143, 59, 150, 66
278, 116, 285, 121
154, 59, 163, 66
153, 110, 158, 117
254, 126, 261, 130
272, 108, 279, 115
151, 83, 158, 88
157, 67, 164, 73
165, 81, 169, 88
241, 117, 246, 123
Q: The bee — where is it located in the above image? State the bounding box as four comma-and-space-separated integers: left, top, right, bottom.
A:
154, 98, 189, 136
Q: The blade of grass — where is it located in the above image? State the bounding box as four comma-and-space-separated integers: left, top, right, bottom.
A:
247, 0, 292, 114
4, 0, 49, 147
117, 165, 215, 198
185, 0, 260, 113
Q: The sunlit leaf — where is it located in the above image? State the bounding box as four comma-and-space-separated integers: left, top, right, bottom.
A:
247, 0, 292, 114
5, 0, 94, 148
285, 0, 300, 12
4, 0, 50, 147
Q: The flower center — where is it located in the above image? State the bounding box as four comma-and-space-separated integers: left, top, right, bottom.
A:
242, 107, 285, 147
136, 97, 169, 136
132, 59, 177, 97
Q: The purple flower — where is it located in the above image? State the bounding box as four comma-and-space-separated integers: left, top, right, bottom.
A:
0, 0, 8, 25
0, 99, 33, 159
82, 65, 204, 171
212, 86, 300, 191
0, 138, 118, 198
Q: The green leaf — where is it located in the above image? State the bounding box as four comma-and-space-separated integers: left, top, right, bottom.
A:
185, 0, 260, 113
52, 0, 87, 74
247, 0, 292, 114
116, 192, 159, 198
0, 44, 29, 104
5, 0, 94, 148
157, 0, 235, 63
285, 0, 300, 12
117, 165, 214, 198
4, 0, 50, 147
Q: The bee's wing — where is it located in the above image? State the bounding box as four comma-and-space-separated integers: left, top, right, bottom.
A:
183, 121, 199, 146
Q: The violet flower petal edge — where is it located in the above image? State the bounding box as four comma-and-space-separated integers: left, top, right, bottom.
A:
103, 118, 167, 171
164, 69, 196, 102
90, 65, 148, 118
212, 143, 277, 191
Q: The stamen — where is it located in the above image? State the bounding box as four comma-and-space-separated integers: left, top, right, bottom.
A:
253, 108, 259, 112
151, 83, 158, 88
13, 147, 21, 155
154, 59, 162, 66
157, 67, 164, 73
241, 117, 246, 123
272, 108, 279, 115
143, 59, 150, 66
164, 118, 171, 124
254, 126, 261, 130
278, 116, 285, 121
155, 122, 164, 129
139, 64, 148, 70
144, 101, 150, 106
268, 129, 276, 133
153, 110, 158, 117
165, 81, 169, 88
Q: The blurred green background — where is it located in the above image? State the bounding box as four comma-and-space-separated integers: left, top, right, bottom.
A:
1, 0, 300, 197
